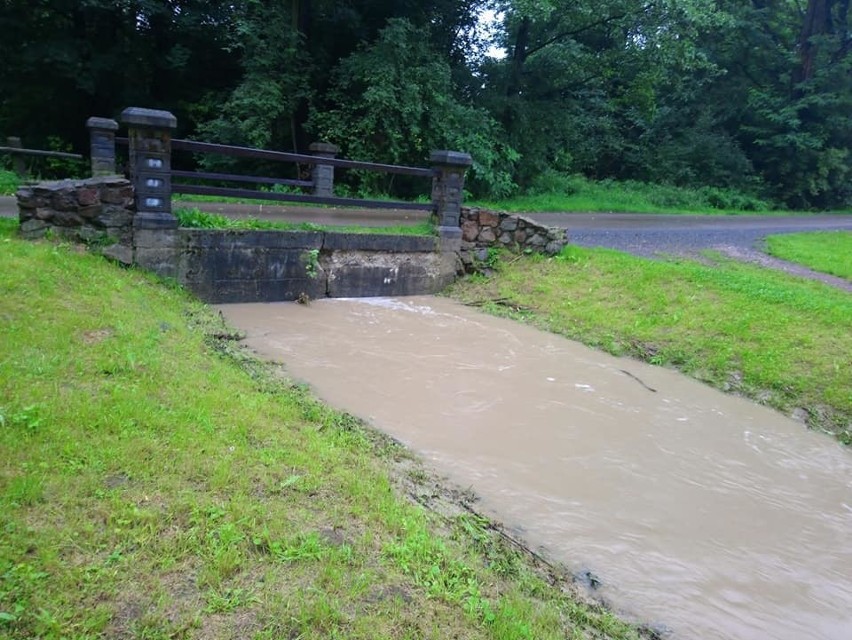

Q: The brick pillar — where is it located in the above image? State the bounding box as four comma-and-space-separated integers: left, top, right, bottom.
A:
431, 150, 472, 245
86, 117, 119, 176
120, 107, 178, 229
309, 142, 339, 198
6, 137, 26, 178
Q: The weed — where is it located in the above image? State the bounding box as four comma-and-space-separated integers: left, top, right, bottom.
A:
302, 248, 320, 278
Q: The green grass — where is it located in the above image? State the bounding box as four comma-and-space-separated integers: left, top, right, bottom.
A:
0, 169, 20, 195
176, 206, 435, 236
0, 218, 643, 640
474, 174, 785, 215
448, 246, 852, 443
765, 231, 852, 280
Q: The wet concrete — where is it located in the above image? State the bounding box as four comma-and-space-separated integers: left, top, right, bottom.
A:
220, 297, 852, 640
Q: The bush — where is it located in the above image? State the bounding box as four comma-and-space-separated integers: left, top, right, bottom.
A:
0, 169, 20, 195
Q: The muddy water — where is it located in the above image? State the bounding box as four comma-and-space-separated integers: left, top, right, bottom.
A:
219, 297, 852, 640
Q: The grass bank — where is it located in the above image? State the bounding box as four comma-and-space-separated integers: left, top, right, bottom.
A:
0, 219, 645, 640
447, 247, 851, 444
765, 231, 852, 280
176, 206, 435, 236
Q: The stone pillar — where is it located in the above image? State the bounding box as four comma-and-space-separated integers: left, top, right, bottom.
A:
431, 150, 472, 245
86, 117, 119, 177
6, 137, 26, 178
120, 107, 177, 229
309, 142, 339, 198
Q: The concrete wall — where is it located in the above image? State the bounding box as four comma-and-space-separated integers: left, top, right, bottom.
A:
137, 228, 458, 303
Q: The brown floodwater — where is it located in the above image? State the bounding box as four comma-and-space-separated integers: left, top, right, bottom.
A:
219, 297, 852, 640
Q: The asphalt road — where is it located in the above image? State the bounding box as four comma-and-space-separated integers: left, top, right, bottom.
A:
523, 212, 852, 257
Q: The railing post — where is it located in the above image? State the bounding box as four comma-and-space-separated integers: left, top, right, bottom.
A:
431, 150, 472, 244
7, 137, 26, 178
309, 142, 339, 198
86, 117, 119, 177
120, 107, 177, 229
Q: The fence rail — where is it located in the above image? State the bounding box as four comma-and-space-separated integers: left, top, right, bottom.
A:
1, 136, 83, 177
168, 138, 435, 178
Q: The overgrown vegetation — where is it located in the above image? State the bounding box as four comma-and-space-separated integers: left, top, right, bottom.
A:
476, 174, 775, 215
448, 246, 852, 444
765, 231, 852, 280
175, 206, 435, 236
0, 219, 646, 640
0, 169, 20, 196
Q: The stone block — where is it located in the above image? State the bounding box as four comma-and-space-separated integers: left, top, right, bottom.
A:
54, 210, 84, 226
94, 208, 133, 228
461, 220, 479, 242
479, 210, 500, 227
20, 219, 48, 239
76, 187, 100, 207
50, 189, 77, 212
513, 230, 527, 244
545, 241, 565, 256
33, 208, 56, 221
500, 216, 518, 232
478, 227, 496, 243
79, 205, 102, 220
101, 185, 133, 205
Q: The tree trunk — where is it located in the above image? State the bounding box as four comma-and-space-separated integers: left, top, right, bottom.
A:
795, 0, 833, 85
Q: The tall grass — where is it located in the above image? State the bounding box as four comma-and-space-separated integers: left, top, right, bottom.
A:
474, 173, 777, 215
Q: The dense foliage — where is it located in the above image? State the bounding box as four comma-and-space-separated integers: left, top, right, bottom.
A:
1, 0, 849, 207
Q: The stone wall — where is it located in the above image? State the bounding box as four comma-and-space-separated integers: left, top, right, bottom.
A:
16, 177, 135, 264
459, 207, 568, 270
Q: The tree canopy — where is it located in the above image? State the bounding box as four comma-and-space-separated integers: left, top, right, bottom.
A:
1, 0, 849, 208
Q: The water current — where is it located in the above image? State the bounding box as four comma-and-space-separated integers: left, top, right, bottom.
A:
219, 297, 852, 640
